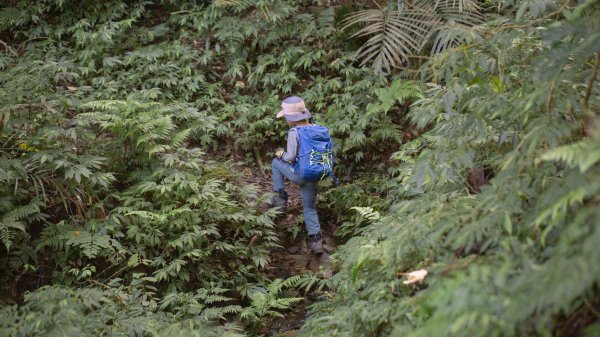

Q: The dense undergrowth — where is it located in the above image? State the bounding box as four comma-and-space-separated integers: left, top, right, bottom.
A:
302, 1, 600, 337
1, 0, 599, 336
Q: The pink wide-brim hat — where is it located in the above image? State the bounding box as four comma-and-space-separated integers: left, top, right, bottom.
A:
276, 96, 312, 122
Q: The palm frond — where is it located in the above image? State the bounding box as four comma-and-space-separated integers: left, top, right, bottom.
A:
342, 8, 436, 72
343, 0, 484, 71
428, 0, 481, 13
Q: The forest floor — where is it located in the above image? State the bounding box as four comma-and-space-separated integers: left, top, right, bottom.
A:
239, 164, 336, 337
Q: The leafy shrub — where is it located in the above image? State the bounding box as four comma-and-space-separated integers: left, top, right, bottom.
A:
4, 0, 597, 336
302, 1, 600, 336
0, 283, 245, 337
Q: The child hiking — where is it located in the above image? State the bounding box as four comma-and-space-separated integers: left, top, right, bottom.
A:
270, 96, 337, 256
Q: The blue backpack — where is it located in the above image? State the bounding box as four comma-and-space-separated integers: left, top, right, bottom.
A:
292, 125, 339, 185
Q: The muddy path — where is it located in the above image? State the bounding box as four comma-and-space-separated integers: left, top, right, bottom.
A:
238, 164, 337, 337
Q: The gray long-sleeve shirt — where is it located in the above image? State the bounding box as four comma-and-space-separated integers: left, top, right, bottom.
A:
281, 128, 299, 163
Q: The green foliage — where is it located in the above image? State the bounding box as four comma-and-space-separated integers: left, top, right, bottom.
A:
2, 0, 598, 336
302, 1, 600, 336
0, 283, 245, 337
320, 179, 387, 238
33, 99, 279, 292
0, 0, 295, 324
341, 0, 484, 72
3, 1, 394, 332
241, 276, 303, 332
0, 199, 42, 251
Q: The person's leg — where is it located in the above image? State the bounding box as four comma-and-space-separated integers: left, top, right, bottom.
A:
271, 158, 323, 254
299, 181, 321, 236
271, 158, 304, 188
271, 158, 287, 192
271, 158, 304, 212
300, 182, 324, 255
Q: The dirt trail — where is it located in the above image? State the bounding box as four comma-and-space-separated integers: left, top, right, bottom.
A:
239, 165, 336, 337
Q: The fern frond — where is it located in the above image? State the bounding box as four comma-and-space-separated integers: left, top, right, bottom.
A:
171, 128, 192, 148
0, 199, 42, 250
538, 138, 600, 173
351, 206, 381, 221
342, 1, 483, 71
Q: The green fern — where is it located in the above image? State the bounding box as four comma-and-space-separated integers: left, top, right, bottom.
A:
538, 134, 600, 172
0, 200, 42, 250
240, 276, 303, 325
302, 2, 600, 337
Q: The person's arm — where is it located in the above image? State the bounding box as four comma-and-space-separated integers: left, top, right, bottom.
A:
280, 129, 298, 163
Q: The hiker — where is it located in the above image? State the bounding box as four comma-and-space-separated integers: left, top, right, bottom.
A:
271, 96, 336, 256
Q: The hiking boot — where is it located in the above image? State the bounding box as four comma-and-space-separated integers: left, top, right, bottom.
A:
271, 190, 288, 213
307, 233, 324, 256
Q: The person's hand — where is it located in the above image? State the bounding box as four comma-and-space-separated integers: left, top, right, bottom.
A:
275, 149, 284, 158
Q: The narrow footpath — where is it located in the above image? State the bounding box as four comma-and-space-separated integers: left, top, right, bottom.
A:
239, 164, 336, 337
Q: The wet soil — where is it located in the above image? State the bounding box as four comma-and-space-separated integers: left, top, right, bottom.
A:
239, 164, 337, 337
